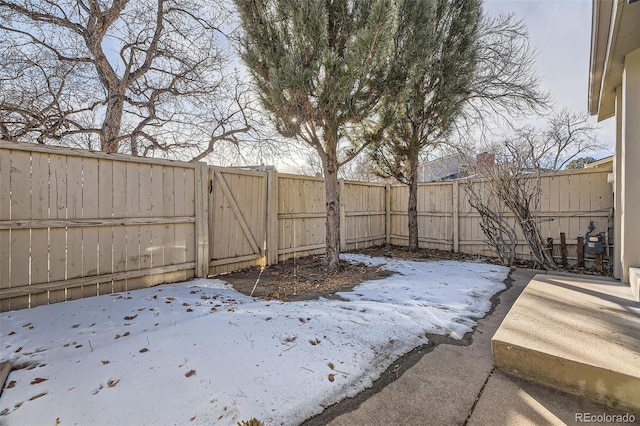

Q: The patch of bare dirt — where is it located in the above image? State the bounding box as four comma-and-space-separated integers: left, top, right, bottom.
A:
220, 254, 393, 301
221, 245, 610, 302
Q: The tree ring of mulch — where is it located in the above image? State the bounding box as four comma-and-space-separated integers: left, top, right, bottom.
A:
219, 245, 610, 302
219, 246, 487, 301
219, 254, 394, 301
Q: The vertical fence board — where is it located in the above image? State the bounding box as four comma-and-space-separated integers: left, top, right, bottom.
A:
9, 151, 31, 309
0, 151, 11, 309
48, 154, 67, 303
138, 164, 153, 277
111, 161, 128, 292
30, 152, 50, 306
173, 168, 188, 282
66, 157, 84, 299
161, 166, 178, 283
149, 164, 166, 286
125, 162, 141, 290
82, 158, 100, 297
97, 159, 114, 294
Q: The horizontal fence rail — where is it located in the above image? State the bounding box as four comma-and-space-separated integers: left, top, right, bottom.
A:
0, 140, 614, 311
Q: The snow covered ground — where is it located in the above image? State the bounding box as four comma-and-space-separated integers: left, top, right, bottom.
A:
0, 255, 508, 426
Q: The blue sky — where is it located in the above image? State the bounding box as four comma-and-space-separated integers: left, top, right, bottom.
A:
483, 0, 615, 155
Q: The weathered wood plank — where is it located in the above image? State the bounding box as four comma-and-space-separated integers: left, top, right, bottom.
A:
30, 153, 50, 306
9, 151, 30, 298
0, 262, 196, 300
111, 161, 127, 292
194, 163, 209, 277
82, 158, 100, 298
266, 170, 279, 265
0, 216, 195, 230
0, 151, 10, 290
209, 253, 262, 267
214, 171, 260, 255
162, 167, 176, 283
48, 154, 67, 303
0, 140, 196, 168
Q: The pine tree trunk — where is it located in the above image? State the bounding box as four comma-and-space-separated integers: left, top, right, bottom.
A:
323, 150, 341, 269
408, 156, 419, 251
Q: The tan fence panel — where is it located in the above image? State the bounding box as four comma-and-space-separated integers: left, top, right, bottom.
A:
343, 181, 386, 249
208, 167, 267, 274
389, 184, 408, 247
387, 169, 613, 266
277, 174, 326, 260
418, 183, 454, 250
390, 183, 454, 250
0, 141, 197, 311
456, 170, 613, 264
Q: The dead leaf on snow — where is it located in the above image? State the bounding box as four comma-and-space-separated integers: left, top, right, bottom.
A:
8, 331, 15, 336
328, 362, 334, 369
139, 348, 149, 353
29, 392, 47, 400
72, 324, 80, 328
190, 416, 196, 421
107, 378, 120, 387
328, 374, 335, 382
30, 378, 47, 385
7, 380, 16, 389
101, 360, 110, 365
185, 369, 196, 378
14, 346, 22, 353
186, 308, 193, 312
123, 315, 138, 321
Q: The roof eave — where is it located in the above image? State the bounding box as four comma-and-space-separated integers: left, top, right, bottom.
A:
588, 0, 613, 118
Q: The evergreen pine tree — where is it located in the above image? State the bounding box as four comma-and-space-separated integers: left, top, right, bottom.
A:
235, 0, 396, 267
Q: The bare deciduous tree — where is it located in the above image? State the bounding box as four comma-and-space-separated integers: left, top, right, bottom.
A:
459, 13, 551, 132
0, 0, 255, 160
464, 109, 605, 269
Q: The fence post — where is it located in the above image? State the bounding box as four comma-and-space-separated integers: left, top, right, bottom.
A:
266, 169, 279, 265
339, 179, 347, 251
560, 232, 568, 267
577, 236, 585, 268
385, 184, 391, 246
453, 181, 459, 253
194, 162, 210, 278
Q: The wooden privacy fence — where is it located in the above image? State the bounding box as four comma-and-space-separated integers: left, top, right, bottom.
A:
0, 140, 614, 311
0, 141, 202, 311
389, 170, 613, 263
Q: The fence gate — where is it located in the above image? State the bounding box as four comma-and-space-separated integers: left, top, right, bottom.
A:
207, 167, 268, 274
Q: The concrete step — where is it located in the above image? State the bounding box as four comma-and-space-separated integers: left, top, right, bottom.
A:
492, 274, 640, 412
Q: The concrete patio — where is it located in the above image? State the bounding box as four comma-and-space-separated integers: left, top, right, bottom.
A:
493, 273, 640, 412
304, 268, 640, 425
